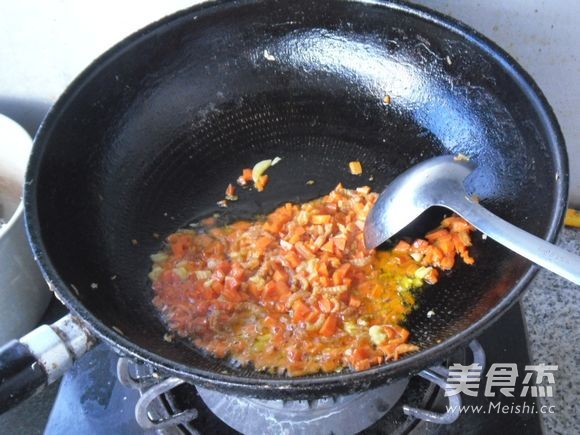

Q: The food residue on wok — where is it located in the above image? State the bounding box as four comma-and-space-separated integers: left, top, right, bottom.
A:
150, 184, 475, 376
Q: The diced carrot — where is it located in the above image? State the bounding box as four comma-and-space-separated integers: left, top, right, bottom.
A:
319, 314, 338, 336
200, 216, 217, 226
230, 263, 245, 280
256, 236, 273, 252
424, 267, 439, 284
379, 343, 398, 356
423, 245, 444, 266
222, 285, 242, 302
439, 255, 455, 270
295, 241, 314, 259
434, 235, 454, 256
264, 315, 277, 328
393, 240, 411, 253
230, 221, 252, 231
224, 276, 240, 291
411, 238, 430, 253
292, 299, 310, 321
349, 161, 363, 175
242, 168, 253, 181
248, 281, 261, 298
461, 252, 475, 265
317, 261, 329, 277
151, 182, 475, 377
349, 295, 362, 307
332, 236, 347, 251
311, 215, 331, 225
318, 297, 333, 313
284, 250, 300, 268
351, 346, 371, 361
442, 216, 473, 232
321, 240, 334, 253
273, 269, 288, 282
425, 229, 449, 242
225, 183, 236, 197
353, 359, 371, 371
306, 311, 320, 324
255, 174, 269, 192
262, 280, 278, 300
332, 263, 351, 286
275, 280, 291, 296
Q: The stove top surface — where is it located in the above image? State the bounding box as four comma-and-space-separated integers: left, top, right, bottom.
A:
44, 304, 543, 435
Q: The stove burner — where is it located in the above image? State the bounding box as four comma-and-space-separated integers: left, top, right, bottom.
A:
196, 378, 408, 435
116, 341, 486, 434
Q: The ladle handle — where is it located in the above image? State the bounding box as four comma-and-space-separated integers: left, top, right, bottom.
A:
445, 198, 580, 285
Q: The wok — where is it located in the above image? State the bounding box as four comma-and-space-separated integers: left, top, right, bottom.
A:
0, 0, 568, 410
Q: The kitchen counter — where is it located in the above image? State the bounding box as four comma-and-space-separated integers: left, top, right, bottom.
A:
522, 227, 580, 434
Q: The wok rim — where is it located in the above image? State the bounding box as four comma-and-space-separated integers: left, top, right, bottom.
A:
24, 0, 569, 396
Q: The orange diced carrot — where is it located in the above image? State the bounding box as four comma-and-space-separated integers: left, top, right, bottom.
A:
248, 282, 262, 298
353, 359, 371, 371
321, 240, 334, 253
332, 263, 351, 286
434, 235, 454, 256
441, 216, 473, 232
349, 295, 362, 307
311, 214, 332, 224
275, 280, 291, 295
262, 280, 278, 300
263, 315, 277, 328
439, 255, 455, 270
393, 240, 411, 253
318, 297, 333, 313
284, 251, 300, 268
295, 241, 314, 259
425, 229, 449, 242
273, 269, 288, 282
242, 168, 253, 181
255, 174, 269, 192
292, 299, 311, 321
255, 236, 272, 252
225, 183, 236, 198
230, 221, 251, 231
349, 161, 363, 175
424, 267, 439, 284
332, 236, 347, 251
317, 261, 329, 277
319, 314, 338, 336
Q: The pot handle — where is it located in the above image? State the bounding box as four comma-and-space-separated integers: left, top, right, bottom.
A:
0, 314, 95, 414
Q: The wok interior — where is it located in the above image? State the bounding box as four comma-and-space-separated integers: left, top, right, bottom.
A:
30, 1, 564, 392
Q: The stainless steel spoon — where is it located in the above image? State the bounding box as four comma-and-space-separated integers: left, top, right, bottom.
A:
364, 155, 580, 285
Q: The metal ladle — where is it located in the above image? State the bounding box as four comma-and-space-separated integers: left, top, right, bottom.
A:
364, 155, 580, 285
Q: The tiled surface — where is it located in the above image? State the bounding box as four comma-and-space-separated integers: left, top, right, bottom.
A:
522, 227, 580, 434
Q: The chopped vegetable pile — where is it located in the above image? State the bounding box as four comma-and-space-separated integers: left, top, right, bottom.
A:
150, 184, 475, 376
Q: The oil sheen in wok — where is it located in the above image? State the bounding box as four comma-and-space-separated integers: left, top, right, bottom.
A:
150, 184, 475, 376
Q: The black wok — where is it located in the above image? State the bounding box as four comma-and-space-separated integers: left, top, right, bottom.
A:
0, 0, 568, 409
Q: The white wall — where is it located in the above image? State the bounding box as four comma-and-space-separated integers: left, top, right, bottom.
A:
0, 0, 578, 205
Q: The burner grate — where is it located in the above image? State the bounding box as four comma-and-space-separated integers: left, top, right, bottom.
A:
117, 341, 485, 434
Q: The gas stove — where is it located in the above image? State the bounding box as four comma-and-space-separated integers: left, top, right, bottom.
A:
44, 304, 543, 434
